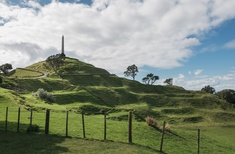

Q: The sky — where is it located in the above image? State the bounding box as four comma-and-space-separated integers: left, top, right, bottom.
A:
0, 0, 235, 91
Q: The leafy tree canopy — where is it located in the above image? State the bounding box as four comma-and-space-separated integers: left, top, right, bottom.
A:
0, 63, 13, 75
201, 85, 215, 94
216, 89, 235, 104
46, 54, 65, 73
124, 64, 138, 80
142, 73, 159, 85
164, 78, 173, 85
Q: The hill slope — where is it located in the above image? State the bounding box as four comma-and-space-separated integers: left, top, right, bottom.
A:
1, 57, 234, 127
1, 57, 235, 153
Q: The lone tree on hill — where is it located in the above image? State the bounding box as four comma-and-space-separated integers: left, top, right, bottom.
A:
142, 73, 159, 85
46, 54, 65, 73
0, 63, 13, 75
164, 78, 173, 85
201, 85, 215, 94
124, 64, 138, 80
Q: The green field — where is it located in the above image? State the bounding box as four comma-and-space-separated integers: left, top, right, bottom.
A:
0, 57, 235, 153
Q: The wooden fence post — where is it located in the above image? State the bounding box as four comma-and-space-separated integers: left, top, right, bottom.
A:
5, 107, 8, 131
29, 109, 33, 133
128, 111, 132, 143
198, 129, 200, 154
160, 121, 166, 152
82, 111, 86, 138
45, 109, 50, 134
66, 111, 69, 137
17, 108, 20, 133
104, 111, 107, 140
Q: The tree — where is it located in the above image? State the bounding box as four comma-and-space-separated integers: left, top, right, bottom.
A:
0, 76, 2, 84
0, 63, 13, 75
124, 64, 138, 80
46, 54, 65, 73
164, 78, 173, 85
216, 89, 235, 104
201, 85, 215, 94
142, 73, 159, 85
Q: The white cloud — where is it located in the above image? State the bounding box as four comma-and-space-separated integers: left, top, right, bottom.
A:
23, 0, 42, 9
194, 69, 203, 75
174, 68, 235, 91
224, 39, 235, 49
0, 0, 235, 75
178, 73, 185, 79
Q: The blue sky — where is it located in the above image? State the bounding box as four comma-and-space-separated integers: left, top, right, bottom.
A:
0, 0, 235, 91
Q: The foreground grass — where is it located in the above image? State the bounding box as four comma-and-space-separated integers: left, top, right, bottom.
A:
1, 107, 235, 153
0, 130, 159, 154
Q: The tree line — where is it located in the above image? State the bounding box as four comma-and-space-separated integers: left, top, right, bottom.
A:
123, 64, 235, 105
123, 64, 173, 85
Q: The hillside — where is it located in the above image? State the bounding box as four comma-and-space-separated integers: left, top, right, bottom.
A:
1, 57, 235, 153
0, 57, 234, 127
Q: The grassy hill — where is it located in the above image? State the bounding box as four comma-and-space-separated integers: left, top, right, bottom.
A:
1, 57, 235, 153
1, 57, 235, 125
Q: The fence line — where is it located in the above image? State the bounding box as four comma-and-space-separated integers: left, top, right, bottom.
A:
0, 107, 201, 153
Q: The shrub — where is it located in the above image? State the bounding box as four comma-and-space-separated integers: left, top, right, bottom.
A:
145, 116, 159, 129
32, 88, 54, 102
216, 89, 235, 104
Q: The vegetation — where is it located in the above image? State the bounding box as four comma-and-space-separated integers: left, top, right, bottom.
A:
0, 63, 13, 75
0, 131, 159, 154
0, 76, 2, 84
164, 78, 173, 85
124, 64, 138, 80
145, 116, 159, 129
46, 54, 65, 73
201, 85, 216, 94
32, 88, 54, 102
0, 57, 235, 153
216, 89, 235, 104
142, 73, 159, 85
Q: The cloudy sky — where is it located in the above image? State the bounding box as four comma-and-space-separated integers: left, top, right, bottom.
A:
0, 0, 235, 91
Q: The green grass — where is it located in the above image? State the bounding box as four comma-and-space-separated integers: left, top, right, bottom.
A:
0, 130, 159, 154
0, 107, 235, 153
10, 68, 43, 78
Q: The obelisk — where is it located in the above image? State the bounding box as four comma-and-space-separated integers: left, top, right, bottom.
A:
62, 35, 64, 54
61, 35, 65, 57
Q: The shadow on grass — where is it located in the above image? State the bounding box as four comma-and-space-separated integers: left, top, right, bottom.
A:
0, 121, 68, 154
0, 130, 68, 154
75, 137, 164, 154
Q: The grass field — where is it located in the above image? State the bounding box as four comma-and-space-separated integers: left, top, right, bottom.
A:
0, 107, 235, 154
0, 130, 159, 154
1, 57, 235, 153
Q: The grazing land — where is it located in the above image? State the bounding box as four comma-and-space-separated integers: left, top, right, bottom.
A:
0, 57, 235, 153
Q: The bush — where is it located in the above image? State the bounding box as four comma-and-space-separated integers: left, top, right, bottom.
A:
145, 116, 159, 129
32, 88, 54, 102
216, 89, 235, 104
